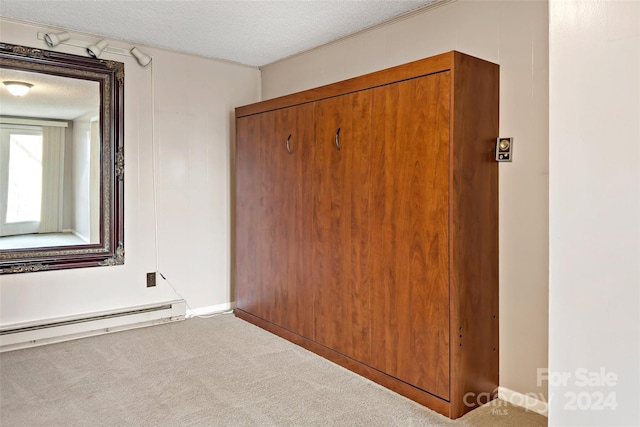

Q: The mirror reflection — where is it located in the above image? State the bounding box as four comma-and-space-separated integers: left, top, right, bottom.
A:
0, 69, 100, 250
0, 42, 124, 274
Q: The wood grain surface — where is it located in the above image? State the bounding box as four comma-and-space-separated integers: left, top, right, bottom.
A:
312, 91, 373, 363
258, 104, 315, 338
448, 53, 500, 418
235, 115, 262, 318
369, 73, 451, 400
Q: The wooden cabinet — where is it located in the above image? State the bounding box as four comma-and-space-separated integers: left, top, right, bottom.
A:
234, 51, 499, 419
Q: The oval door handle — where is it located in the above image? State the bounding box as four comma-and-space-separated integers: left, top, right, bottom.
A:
335, 128, 341, 151
286, 134, 292, 155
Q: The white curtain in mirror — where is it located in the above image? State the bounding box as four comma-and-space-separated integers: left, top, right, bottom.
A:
39, 126, 65, 233
90, 120, 100, 243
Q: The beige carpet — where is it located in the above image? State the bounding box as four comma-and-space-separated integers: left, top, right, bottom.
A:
0, 314, 547, 426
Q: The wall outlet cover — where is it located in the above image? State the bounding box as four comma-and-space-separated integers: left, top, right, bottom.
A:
146, 272, 156, 287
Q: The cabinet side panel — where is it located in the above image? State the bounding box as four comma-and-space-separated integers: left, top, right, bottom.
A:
370, 73, 451, 400
235, 115, 262, 317
449, 53, 499, 418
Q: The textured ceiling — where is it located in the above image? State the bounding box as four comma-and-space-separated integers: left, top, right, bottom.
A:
0, 0, 441, 67
0, 68, 99, 120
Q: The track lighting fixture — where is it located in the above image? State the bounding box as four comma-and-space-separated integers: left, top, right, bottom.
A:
130, 47, 152, 67
37, 32, 151, 67
87, 40, 108, 58
43, 31, 70, 48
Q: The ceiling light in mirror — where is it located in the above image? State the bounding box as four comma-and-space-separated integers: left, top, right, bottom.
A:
3, 81, 33, 97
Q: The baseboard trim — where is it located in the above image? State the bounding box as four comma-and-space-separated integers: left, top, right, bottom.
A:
186, 302, 235, 318
498, 386, 548, 417
0, 300, 186, 352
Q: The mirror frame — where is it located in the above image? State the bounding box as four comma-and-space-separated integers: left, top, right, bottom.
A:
0, 42, 124, 274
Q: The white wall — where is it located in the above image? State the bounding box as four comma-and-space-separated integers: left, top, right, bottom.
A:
61, 123, 73, 231
261, 0, 549, 400
0, 18, 261, 324
549, 1, 639, 425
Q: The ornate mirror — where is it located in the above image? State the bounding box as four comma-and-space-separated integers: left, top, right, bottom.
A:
0, 42, 124, 274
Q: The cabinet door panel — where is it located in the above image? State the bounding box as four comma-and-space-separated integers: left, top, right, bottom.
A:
312, 91, 372, 363
259, 105, 314, 337
236, 115, 263, 318
370, 73, 451, 399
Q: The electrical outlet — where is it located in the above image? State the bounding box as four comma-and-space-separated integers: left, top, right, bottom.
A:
146, 272, 156, 287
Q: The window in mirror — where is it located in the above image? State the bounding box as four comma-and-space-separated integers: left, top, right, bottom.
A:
2, 129, 43, 229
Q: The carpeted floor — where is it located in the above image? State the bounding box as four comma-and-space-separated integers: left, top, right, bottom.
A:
0, 314, 547, 426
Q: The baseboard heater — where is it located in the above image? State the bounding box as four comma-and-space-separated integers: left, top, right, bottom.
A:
0, 299, 186, 352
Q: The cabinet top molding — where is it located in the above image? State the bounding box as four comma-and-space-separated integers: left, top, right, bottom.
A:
236, 51, 496, 118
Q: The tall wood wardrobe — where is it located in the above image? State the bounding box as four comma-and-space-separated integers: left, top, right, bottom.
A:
234, 51, 499, 419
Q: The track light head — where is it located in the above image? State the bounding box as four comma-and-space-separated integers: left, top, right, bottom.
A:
87, 40, 108, 58
44, 31, 70, 48
130, 47, 152, 67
